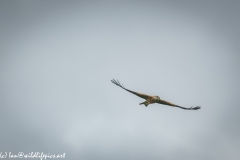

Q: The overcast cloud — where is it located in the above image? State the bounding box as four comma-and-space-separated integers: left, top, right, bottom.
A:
0, 0, 240, 160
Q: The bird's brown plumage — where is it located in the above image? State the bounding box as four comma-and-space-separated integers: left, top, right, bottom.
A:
111, 79, 201, 110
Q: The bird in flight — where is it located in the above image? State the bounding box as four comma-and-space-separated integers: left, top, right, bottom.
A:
111, 79, 201, 110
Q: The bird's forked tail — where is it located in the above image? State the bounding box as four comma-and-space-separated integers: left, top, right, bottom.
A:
140, 101, 149, 107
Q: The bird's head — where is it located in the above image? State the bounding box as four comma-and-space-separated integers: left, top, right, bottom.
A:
154, 96, 161, 100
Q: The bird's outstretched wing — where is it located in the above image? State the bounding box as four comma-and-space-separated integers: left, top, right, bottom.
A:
156, 99, 201, 110
175, 105, 201, 110
111, 79, 151, 100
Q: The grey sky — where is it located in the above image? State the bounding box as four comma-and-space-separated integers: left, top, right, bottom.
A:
0, 0, 240, 160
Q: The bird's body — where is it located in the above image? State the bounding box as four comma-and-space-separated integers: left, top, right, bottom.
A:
111, 79, 200, 110
141, 96, 175, 107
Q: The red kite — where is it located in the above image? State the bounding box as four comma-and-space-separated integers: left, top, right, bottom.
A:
111, 79, 201, 110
